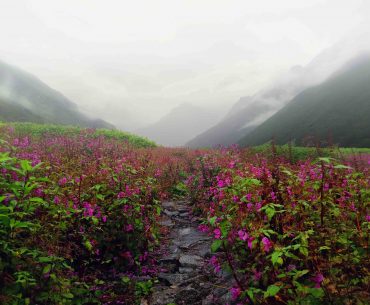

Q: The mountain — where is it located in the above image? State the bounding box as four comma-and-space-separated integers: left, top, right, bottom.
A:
187, 32, 370, 148
135, 103, 221, 146
0, 98, 45, 123
239, 54, 370, 147
186, 67, 307, 148
0, 60, 114, 128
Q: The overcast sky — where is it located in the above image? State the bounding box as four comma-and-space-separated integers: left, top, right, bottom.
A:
0, 0, 369, 130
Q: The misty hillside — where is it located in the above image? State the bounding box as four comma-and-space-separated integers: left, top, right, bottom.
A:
186, 67, 307, 148
136, 103, 221, 146
0, 60, 114, 129
187, 35, 370, 148
239, 54, 370, 147
0, 99, 45, 123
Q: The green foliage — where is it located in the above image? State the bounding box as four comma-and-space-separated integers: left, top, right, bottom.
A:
1, 122, 156, 148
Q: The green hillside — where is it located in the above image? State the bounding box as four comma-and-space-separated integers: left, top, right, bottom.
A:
239, 55, 370, 147
0, 99, 45, 123
0, 122, 156, 148
0, 60, 114, 129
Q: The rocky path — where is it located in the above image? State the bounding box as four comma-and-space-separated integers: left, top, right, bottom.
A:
145, 200, 235, 305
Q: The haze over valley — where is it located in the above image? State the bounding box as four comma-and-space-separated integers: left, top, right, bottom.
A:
1, 0, 369, 147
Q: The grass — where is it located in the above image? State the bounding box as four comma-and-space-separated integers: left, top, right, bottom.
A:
0, 121, 156, 148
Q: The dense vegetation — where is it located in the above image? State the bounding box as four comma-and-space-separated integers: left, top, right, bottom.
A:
0, 123, 369, 304
186, 147, 369, 304
240, 55, 370, 148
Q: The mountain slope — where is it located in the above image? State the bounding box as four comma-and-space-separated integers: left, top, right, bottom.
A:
0, 99, 45, 123
239, 55, 370, 147
187, 65, 313, 148
0, 60, 114, 128
136, 103, 221, 146
187, 32, 370, 148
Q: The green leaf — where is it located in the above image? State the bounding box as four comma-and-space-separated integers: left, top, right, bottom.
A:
334, 164, 352, 169
265, 206, 276, 221
299, 246, 308, 257
264, 285, 281, 298
211, 240, 223, 252
121, 276, 130, 284
62, 293, 74, 299
209, 216, 217, 226
84, 240, 93, 252
309, 288, 324, 298
318, 157, 332, 164
42, 264, 51, 274
271, 251, 283, 266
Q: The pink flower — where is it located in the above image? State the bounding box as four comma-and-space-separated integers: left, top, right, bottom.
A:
58, 177, 67, 186
213, 228, 222, 239
253, 270, 262, 281
230, 287, 241, 300
209, 256, 221, 273
262, 237, 273, 252
247, 237, 254, 250
238, 230, 249, 241
312, 273, 324, 288
125, 224, 134, 232
217, 179, 225, 188
198, 224, 209, 233
53, 196, 61, 204
102, 216, 107, 223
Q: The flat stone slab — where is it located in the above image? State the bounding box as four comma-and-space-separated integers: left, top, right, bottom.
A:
179, 254, 203, 268
162, 201, 177, 209
164, 209, 179, 217
158, 273, 190, 286
179, 227, 192, 236
159, 219, 174, 227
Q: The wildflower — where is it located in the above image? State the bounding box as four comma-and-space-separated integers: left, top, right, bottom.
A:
125, 224, 134, 232
247, 237, 254, 250
209, 256, 221, 273
230, 287, 241, 300
53, 196, 61, 204
198, 224, 209, 233
213, 228, 222, 239
238, 230, 249, 241
366, 215, 370, 222
312, 273, 324, 288
58, 177, 67, 186
217, 179, 225, 188
262, 237, 273, 252
253, 270, 262, 281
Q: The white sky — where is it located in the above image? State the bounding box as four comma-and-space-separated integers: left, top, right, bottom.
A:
0, 0, 369, 130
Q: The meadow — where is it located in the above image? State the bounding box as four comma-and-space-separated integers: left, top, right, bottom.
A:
0, 123, 368, 305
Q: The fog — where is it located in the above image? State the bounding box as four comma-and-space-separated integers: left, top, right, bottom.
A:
0, 0, 369, 132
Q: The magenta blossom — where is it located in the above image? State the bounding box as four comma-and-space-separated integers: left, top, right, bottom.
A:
58, 177, 68, 186
238, 230, 249, 241
230, 287, 241, 300
198, 224, 209, 233
213, 228, 222, 239
261, 237, 273, 252
312, 273, 324, 288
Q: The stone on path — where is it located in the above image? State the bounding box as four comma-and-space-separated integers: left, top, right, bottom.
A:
147, 200, 236, 305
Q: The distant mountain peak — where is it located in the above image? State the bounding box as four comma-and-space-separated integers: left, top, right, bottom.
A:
0, 59, 114, 129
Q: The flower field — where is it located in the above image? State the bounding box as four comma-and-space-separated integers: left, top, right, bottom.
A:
0, 123, 369, 305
